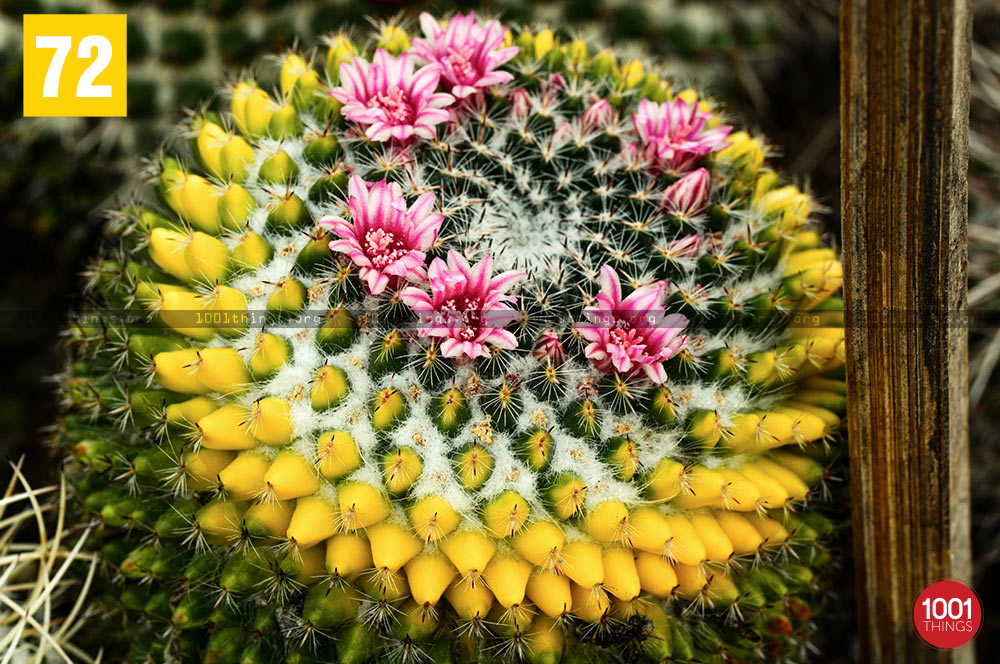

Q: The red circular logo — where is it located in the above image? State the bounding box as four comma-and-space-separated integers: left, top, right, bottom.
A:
912, 579, 982, 650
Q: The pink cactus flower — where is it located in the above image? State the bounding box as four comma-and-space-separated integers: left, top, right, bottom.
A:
663, 167, 710, 218
546, 72, 566, 90
575, 265, 688, 383
532, 328, 566, 366
411, 12, 519, 100
331, 49, 455, 142
510, 87, 531, 120
318, 175, 444, 295
632, 98, 732, 174
581, 98, 615, 131
401, 250, 525, 360
661, 234, 703, 260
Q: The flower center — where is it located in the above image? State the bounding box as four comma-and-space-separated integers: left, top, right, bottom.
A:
364, 228, 408, 269
442, 295, 483, 341
374, 87, 413, 125
610, 325, 641, 350
445, 46, 478, 84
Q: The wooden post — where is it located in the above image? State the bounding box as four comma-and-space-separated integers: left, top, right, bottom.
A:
841, 1, 973, 662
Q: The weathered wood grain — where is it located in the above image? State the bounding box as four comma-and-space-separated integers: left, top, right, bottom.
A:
840, 1, 972, 661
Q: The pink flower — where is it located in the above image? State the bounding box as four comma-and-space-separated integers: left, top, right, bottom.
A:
510, 88, 530, 120
331, 49, 455, 142
318, 175, 444, 295
532, 328, 566, 366
401, 250, 525, 360
662, 234, 703, 259
632, 98, 731, 174
411, 12, 519, 100
575, 265, 688, 384
663, 167, 710, 218
581, 98, 614, 131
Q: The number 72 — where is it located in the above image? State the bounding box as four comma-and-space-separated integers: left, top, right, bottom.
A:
34, 34, 113, 98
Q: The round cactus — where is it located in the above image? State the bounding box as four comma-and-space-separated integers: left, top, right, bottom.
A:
61, 12, 845, 664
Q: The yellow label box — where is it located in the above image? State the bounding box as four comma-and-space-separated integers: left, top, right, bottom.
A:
23, 14, 127, 117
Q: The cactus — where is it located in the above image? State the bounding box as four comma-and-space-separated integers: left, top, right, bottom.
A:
56, 12, 845, 663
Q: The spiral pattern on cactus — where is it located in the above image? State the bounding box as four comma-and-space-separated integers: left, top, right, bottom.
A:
63, 14, 846, 664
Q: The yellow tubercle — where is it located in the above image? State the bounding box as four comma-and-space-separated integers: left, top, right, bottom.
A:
185, 448, 233, 492
196, 498, 246, 545
744, 513, 791, 546
204, 286, 248, 338
153, 349, 207, 395
439, 530, 496, 580
160, 290, 215, 341
165, 396, 217, 425
250, 333, 291, 379
195, 347, 249, 395
286, 495, 338, 549
547, 473, 588, 519
325, 533, 373, 581
409, 496, 459, 542
444, 578, 494, 621
673, 563, 707, 600
250, 397, 293, 445
179, 174, 222, 234
264, 451, 320, 500
621, 59, 644, 87
316, 430, 361, 480
244, 498, 294, 539
404, 551, 457, 606
243, 87, 276, 139
524, 615, 564, 659
310, 365, 349, 410
663, 514, 707, 566
634, 551, 678, 598
525, 569, 572, 618
382, 447, 422, 494
198, 404, 257, 450
602, 546, 641, 601
559, 539, 604, 588
569, 582, 610, 622
218, 451, 269, 500
337, 482, 390, 531
372, 387, 407, 431
510, 521, 564, 569
367, 522, 423, 572
219, 137, 255, 183
279, 53, 310, 98
751, 459, 811, 500
713, 511, 764, 555
672, 465, 726, 509
737, 463, 791, 509
688, 512, 735, 563
645, 458, 684, 502
713, 468, 762, 511
183, 231, 229, 284
482, 554, 532, 608
292, 544, 326, 585
149, 227, 194, 281
194, 120, 228, 179
483, 491, 530, 538
455, 443, 493, 490
628, 507, 672, 554
582, 500, 630, 544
